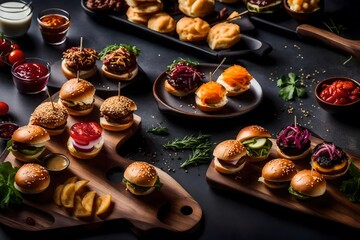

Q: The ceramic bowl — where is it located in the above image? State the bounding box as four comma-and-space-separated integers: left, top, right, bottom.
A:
283, 0, 323, 22
315, 77, 360, 113
41, 153, 70, 172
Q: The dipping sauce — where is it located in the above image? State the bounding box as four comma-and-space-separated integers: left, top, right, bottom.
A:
37, 8, 71, 45
11, 58, 50, 94
0, 1, 33, 37
0, 122, 19, 139
319, 79, 360, 105
43, 153, 70, 172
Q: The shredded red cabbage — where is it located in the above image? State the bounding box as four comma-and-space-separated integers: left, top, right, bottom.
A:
277, 125, 310, 149
166, 61, 204, 92
313, 142, 342, 160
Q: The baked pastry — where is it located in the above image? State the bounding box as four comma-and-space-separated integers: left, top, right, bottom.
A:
127, 0, 163, 14
126, 7, 151, 24
207, 22, 241, 50
178, 0, 215, 18
176, 17, 210, 42
147, 12, 176, 34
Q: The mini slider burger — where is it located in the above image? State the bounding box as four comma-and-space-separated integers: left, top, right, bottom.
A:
7, 125, 50, 163
311, 141, 350, 179
216, 64, 253, 96
164, 58, 205, 97
29, 102, 69, 136
236, 125, 273, 162
288, 169, 326, 200
58, 78, 96, 116
122, 161, 163, 195
62, 46, 99, 79
195, 81, 228, 112
67, 122, 104, 159
99, 95, 137, 131
258, 158, 297, 189
99, 44, 140, 81
213, 139, 247, 174
14, 163, 50, 194
276, 124, 311, 161
244, 0, 282, 14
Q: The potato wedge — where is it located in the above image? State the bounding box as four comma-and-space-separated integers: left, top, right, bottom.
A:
60, 183, 76, 208
53, 184, 64, 206
82, 191, 96, 213
95, 194, 112, 216
64, 176, 78, 184
74, 195, 92, 218
75, 179, 90, 193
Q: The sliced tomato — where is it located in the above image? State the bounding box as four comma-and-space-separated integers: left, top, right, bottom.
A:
70, 122, 102, 145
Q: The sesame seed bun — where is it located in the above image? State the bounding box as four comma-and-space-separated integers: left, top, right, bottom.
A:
259, 158, 297, 189
123, 162, 159, 195
11, 125, 50, 146
29, 102, 68, 136
290, 169, 326, 198
236, 125, 271, 141
99, 96, 137, 131
213, 139, 247, 174
14, 163, 50, 194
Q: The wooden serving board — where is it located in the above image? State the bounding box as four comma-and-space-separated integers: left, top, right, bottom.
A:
0, 94, 202, 235
206, 136, 360, 229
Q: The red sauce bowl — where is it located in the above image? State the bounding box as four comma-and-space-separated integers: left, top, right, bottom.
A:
315, 77, 360, 114
11, 57, 50, 94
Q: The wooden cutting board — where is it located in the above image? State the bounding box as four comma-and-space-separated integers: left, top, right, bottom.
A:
0, 94, 202, 235
206, 136, 360, 229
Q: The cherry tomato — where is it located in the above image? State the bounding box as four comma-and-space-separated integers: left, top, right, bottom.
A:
8, 49, 25, 65
70, 122, 102, 145
11, 43, 20, 51
0, 101, 9, 116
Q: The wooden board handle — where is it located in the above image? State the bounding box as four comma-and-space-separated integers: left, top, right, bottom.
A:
296, 24, 360, 60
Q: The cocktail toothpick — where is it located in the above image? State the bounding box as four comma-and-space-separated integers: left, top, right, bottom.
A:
46, 89, 55, 110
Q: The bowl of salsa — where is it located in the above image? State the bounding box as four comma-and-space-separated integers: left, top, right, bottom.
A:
315, 77, 360, 113
11, 57, 51, 94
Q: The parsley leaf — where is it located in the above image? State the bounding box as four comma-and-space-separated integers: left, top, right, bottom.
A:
0, 162, 22, 209
277, 72, 306, 101
340, 161, 360, 203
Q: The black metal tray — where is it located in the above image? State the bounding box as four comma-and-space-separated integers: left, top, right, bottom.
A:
80, 0, 272, 59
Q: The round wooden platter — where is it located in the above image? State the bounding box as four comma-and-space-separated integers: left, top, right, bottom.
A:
0, 94, 202, 235
206, 136, 360, 230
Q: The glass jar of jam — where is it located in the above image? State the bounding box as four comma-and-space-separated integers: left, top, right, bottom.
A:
37, 8, 71, 45
11, 57, 51, 94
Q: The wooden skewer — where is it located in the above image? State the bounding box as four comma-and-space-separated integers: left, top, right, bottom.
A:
46, 90, 55, 110
213, 57, 226, 76
77, 37, 83, 82
209, 72, 213, 82
118, 82, 121, 99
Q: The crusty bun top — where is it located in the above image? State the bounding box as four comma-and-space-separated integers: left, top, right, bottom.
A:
59, 78, 95, 102
11, 125, 50, 145
261, 158, 297, 182
29, 102, 68, 129
14, 163, 50, 193
213, 139, 246, 161
100, 96, 137, 118
236, 125, 271, 142
291, 169, 326, 197
124, 161, 158, 187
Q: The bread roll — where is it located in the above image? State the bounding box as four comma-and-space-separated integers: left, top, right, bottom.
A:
207, 22, 241, 50
178, 0, 215, 18
176, 17, 210, 42
147, 12, 176, 34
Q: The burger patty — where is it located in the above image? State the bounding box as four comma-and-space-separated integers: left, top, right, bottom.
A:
11, 141, 37, 151
278, 141, 311, 156
101, 112, 133, 124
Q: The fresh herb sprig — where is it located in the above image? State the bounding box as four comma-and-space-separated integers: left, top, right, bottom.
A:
167, 57, 199, 70
340, 161, 360, 203
0, 162, 22, 209
163, 133, 213, 168
99, 44, 140, 59
180, 146, 212, 168
163, 133, 211, 151
147, 124, 169, 135
277, 72, 306, 101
